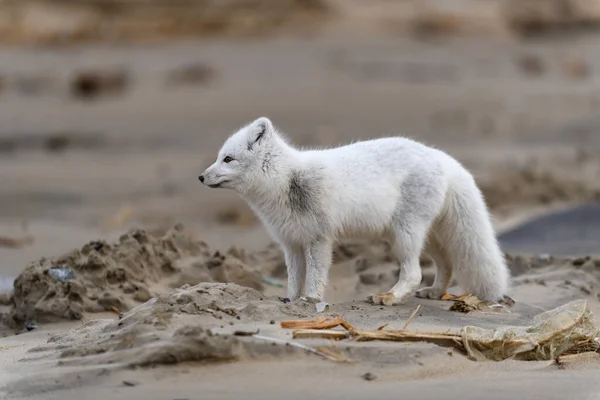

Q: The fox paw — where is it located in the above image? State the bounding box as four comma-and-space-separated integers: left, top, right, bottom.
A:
368, 292, 401, 306
415, 287, 446, 300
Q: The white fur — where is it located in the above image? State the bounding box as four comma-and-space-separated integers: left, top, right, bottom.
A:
200, 117, 510, 305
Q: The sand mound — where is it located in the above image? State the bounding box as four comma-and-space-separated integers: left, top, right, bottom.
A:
8, 225, 265, 327
28, 282, 306, 368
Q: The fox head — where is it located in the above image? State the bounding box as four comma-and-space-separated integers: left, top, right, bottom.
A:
199, 117, 283, 194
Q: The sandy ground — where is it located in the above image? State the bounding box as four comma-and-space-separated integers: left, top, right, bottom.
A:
2, 29, 600, 399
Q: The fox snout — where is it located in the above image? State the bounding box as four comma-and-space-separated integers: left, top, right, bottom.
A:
198, 166, 211, 187
198, 167, 228, 189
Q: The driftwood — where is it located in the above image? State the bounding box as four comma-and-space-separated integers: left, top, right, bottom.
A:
349, 327, 463, 350
281, 308, 463, 351
292, 329, 349, 340
280, 316, 354, 330
280, 300, 600, 362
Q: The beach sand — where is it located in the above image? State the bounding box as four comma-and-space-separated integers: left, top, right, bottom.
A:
2, 4, 600, 397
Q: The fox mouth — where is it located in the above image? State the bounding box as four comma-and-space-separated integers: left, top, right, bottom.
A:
208, 180, 230, 188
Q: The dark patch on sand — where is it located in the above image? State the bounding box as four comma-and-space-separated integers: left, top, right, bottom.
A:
499, 204, 600, 256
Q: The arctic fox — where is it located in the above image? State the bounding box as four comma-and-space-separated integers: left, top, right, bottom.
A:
199, 117, 510, 305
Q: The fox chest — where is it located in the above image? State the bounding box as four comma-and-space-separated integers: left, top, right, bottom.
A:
259, 207, 327, 246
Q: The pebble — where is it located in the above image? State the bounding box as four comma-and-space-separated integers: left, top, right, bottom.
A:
362, 372, 377, 381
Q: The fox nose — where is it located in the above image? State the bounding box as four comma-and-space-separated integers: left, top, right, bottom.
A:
199, 175, 204, 183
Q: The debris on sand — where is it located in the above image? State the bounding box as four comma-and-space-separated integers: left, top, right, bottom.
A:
8, 225, 266, 326
0, 235, 34, 249
70, 68, 129, 100
280, 316, 354, 330
260, 276, 284, 288
315, 301, 329, 313
555, 352, 600, 370
461, 299, 600, 361
48, 268, 74, 282
292, 329, 349, 340
361, 372, 377, 381
402, 304, 421, 329
24, 321, 37, 331
281, 300, 600, 362
449, 295, 482, 313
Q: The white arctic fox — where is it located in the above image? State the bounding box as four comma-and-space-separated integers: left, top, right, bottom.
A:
199, 117, 510, 305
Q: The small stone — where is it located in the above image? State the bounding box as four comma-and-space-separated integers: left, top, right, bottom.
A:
25, 321, 37, 331
537, 253, 551, 262
122, 380, 138, 387
316, 301, 329, 313
572, 257, 588, 266
362, 372, 377, 381
270, 320, 275, 325
133, 286, 152, 302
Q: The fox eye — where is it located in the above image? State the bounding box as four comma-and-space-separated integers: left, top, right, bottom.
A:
223, 156, 233, 163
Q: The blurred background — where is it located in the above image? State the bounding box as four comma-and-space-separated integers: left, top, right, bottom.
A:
2, 0, 600, 288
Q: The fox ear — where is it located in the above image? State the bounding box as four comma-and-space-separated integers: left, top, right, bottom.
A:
247, 117, 272, 150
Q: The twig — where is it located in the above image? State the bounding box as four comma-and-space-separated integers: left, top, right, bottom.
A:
315, 346, 357, 363
402, 304, 421, 330
350, 328, 463, 350
376, 323, 389, 331
281, 316, 354, 330
292, 329, 349, 340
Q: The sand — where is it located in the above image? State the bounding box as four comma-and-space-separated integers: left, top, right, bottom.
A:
2, 3, 600, 397
2, 221, 600, 399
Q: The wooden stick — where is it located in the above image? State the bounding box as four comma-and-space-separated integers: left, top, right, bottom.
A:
314, 346, 357, 363
292, 329, 349, 340
376, 323, 389, 331
281, 316, 346, 330
402, 304, 421, 330
350, 328, 463, 350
